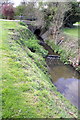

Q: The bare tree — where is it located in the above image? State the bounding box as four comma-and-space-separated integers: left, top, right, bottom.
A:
50, 2, 71, 44
22, 2, 44, 27
22, 2, 36, 19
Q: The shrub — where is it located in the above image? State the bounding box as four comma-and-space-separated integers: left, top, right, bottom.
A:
2, 3, 15, 20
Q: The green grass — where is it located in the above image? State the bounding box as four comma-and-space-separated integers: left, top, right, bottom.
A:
74, 22, 80, 25
63, 26, 80, 38
0, 20, 78, 118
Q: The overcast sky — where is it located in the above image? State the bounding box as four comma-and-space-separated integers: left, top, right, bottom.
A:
12, 0, 80, 7
12, 0, 22, 6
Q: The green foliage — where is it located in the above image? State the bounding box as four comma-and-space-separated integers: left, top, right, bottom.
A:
41, 3, 56, 29
15, 3, 37, 20
64, 2, 80, 27
16, 27, 48, 57
46, 40, 70, 64
19, 21, 26, 26
15, 5, 26, 16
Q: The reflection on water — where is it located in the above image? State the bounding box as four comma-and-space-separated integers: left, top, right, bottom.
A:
46, 58, 80, 109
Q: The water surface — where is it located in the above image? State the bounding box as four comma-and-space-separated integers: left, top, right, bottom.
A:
46, 58, 80, 109
36, 33, 80, 109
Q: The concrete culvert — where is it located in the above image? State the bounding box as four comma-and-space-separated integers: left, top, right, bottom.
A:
34, 29, 41, 36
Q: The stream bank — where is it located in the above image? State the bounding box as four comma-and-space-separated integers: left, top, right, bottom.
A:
41, 28, 80, 73
34, 29, 80, 109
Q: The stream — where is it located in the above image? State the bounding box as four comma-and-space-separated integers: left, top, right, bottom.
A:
34, 29, 80, 109
46, 56, 80, 109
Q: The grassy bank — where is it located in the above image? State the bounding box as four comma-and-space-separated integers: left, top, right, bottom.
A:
46, 26, 80, 70
1, 20, 78, 118
63, 26, 80, 71
63, 26, 80, 37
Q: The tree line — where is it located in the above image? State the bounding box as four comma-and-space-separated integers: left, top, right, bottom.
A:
0, 0, 80, 44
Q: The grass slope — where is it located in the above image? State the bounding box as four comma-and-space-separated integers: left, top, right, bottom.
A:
0, 20, 78, 118
63, 26, 80, 38
62, 27, 80, 71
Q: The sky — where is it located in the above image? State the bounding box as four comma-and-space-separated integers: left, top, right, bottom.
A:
12, 0, 80, 7
12, 0, 22, 6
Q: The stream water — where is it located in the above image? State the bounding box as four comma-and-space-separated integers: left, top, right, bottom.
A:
40, 40, 80, 109
34, 30, 80, 109
46, 57, 80, 109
